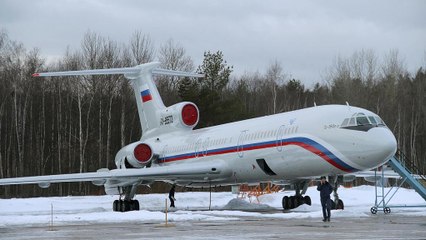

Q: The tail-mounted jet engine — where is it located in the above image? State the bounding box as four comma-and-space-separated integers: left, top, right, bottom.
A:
160, 102, 199, 130
115, 142, 156, 169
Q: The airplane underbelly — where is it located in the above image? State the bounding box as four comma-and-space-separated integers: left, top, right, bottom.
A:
232, 146, 346, 181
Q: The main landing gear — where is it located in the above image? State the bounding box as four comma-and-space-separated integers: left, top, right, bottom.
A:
113, 185, 140, 212
282, 181, 312, 210
113, 199, 140, 212
331, 176, 344, 210
281, 178, 345, 211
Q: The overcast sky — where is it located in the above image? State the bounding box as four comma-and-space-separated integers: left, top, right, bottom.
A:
1, 0, 425, 87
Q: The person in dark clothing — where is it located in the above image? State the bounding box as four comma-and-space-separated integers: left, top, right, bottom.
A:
169, 185, 176, 208
317, 176, 333, 222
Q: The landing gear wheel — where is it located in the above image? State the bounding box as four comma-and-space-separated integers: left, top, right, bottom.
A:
288, 196, 294, 209
130, 200, 140, 211
282, 196, 289, 210
370, 207, 378, 214
330, 200, 336, 209
304, 196, 312, 206
113, 200, 119, 212
293, 196, 300, 208
384, 207, 391, 214
335, 199, 344, 210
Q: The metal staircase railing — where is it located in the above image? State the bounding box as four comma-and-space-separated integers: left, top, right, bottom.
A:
388, 154, 426, 201
394, 150, 426, 182
370, 150, 426, 214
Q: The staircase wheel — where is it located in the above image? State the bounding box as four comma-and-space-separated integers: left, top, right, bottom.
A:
370, 207, 377, 214
384, 207, 391, 214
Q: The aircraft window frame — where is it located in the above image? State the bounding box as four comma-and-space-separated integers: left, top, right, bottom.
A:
368, 116, 377, 124
341, 118, 349, 127
375, 116, 386, 126
356, 116, 370, 126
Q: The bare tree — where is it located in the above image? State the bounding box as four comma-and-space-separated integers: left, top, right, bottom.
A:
130, 31, 154, 65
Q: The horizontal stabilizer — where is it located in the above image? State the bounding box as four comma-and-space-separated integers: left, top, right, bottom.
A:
32, 62, 204, 79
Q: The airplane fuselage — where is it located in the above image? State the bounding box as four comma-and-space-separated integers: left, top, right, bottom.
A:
125, 104, 397, 187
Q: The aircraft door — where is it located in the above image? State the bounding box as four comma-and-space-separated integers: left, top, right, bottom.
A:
202, 137, 210, 156
237, 130, 248, 158
276, 125, 285, 152
194, 139, 202, 158
161, 145, 168, 163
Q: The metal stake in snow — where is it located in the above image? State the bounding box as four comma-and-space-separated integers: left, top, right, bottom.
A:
49, 203, 53, 231
165, 198, 168, 226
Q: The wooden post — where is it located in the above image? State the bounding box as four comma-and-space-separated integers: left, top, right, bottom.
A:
209, 182, 212, 211
165, 198, 168, 226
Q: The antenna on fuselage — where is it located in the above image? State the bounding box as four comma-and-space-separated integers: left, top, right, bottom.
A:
346, 101, 351, 110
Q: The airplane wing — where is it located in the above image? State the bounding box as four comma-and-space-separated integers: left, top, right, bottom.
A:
0, 161, 231, 187
353, 170, 402, 179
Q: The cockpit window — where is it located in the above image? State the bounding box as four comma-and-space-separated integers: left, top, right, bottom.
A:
368, 116, 377, 124
348, 118, 356, 126
340, 113, 387, 131
356, 116, 370, 125
375, 116, 386, 126
341, 118, 349, 127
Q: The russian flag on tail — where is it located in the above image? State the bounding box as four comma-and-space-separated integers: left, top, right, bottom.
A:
141, 89, 152, 103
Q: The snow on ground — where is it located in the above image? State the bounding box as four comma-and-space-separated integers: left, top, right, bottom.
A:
0, 186, 425, 227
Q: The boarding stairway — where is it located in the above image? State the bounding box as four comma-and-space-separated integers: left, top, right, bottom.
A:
371, 150, 426, 214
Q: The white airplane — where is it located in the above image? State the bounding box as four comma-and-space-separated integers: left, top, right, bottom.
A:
0, 62, 397, 212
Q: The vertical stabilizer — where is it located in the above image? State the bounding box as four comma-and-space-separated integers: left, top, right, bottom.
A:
32, 62, 204, 137
126, 62, 166, 135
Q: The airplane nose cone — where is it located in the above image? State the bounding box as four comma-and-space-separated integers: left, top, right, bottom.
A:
366, 127, 397, 167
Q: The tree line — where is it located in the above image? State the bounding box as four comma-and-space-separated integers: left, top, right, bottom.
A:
0, 30, 425, 198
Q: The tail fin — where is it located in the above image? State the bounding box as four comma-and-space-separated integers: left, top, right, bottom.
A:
33, 62, 203, 136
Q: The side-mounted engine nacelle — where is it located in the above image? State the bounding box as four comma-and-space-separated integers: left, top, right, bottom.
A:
115, 142, 156, 169
159, 102, 199, 130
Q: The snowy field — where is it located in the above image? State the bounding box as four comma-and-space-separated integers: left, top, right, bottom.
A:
1, 185, 425, 227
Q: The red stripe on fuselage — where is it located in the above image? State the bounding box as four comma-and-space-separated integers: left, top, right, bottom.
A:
160, 141, 352, 172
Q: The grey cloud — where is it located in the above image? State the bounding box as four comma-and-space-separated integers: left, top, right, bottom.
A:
0, 0, 425, 86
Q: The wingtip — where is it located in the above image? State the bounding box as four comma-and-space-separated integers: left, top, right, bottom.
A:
32, 73, 40, 77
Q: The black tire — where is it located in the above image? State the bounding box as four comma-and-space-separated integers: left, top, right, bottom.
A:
330, 200, 336, 209
336, 199, 344, 210
282, 196, 289, 210
288, 196, 294, 209
384, 207, 391, 214
133, 200, 140, 211
120, 200, 128, 212
293, 196, 300, 208
129, 200, 140, 211
304, 196, 312, 206
370, 207, 377, 214
113, 200, 119, 212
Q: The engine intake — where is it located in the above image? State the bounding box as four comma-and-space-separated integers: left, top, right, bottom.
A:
134, 143, 153, 163
160, 102, 199, 130
116, 142, 155, 168
181, 103, 199, 127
